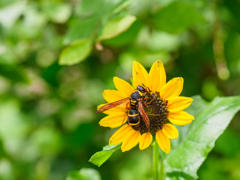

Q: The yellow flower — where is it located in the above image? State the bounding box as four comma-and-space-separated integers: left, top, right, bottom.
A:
98, 60, 194, 153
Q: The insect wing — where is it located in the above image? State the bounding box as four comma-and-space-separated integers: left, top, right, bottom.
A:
138, 101, 150, 130
97, 97, 129, 114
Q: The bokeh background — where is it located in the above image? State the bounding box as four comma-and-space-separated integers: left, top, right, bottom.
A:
0, 0, 240, 179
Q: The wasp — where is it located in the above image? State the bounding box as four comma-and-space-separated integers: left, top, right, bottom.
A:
97, 85, 151, 130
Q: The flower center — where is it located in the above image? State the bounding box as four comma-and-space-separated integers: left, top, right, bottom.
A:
131, 92, 169, 134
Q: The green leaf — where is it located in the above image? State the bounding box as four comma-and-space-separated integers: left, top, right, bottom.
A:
66, 168, 101, 180
42, 1, 71, 23
185, 95, 209, 118
172, 95, 209, 149
64, 0, 126, 44
63, 17, 98, 45
153, 1, 205, 33
59, 39, 92, 66
165, 96, 240, 179
76, 0, 125, 20
89, 144, 121, 167
98, 15, 137, 41
101, 20, 142, 47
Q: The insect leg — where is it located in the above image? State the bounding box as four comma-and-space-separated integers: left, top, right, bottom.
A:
145, 96, 156, 105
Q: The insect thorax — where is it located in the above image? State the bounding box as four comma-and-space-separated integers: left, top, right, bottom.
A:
130, 91, 141, 101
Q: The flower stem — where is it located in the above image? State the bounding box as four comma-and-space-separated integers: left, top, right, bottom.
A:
160, 153, 165, 180
153, 141, 165, 180
153, 141, 159, 180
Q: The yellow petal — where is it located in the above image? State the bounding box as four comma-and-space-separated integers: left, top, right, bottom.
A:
99, 112, 127, 128
97, 104, 104, 110
132, 61, 150, 88
139, 132, 153, 150
102, 106, 126, 115
167, 97, 193, 113
149, 60, 166, 92
121, 129, 141, 152
113, 77, 134, 97
156, 130, 171, 154
162, 124, 179, 139
168, 111, 194, 125
169, 119, 192, 126
109, 124, 132, 145
160, 77, 184, 100
103, 90, 124, 103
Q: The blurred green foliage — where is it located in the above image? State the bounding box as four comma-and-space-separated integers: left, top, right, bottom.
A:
0, 0, 240, 180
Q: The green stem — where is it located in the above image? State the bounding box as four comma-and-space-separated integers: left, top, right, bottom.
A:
153, 141, 165, 180
153, 141, 159, 180
160, 153, 164, 180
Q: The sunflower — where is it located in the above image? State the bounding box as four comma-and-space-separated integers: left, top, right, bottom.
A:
98, 60, 194, 153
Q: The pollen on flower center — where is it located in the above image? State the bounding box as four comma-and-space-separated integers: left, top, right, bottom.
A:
131, 92, 169, 134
